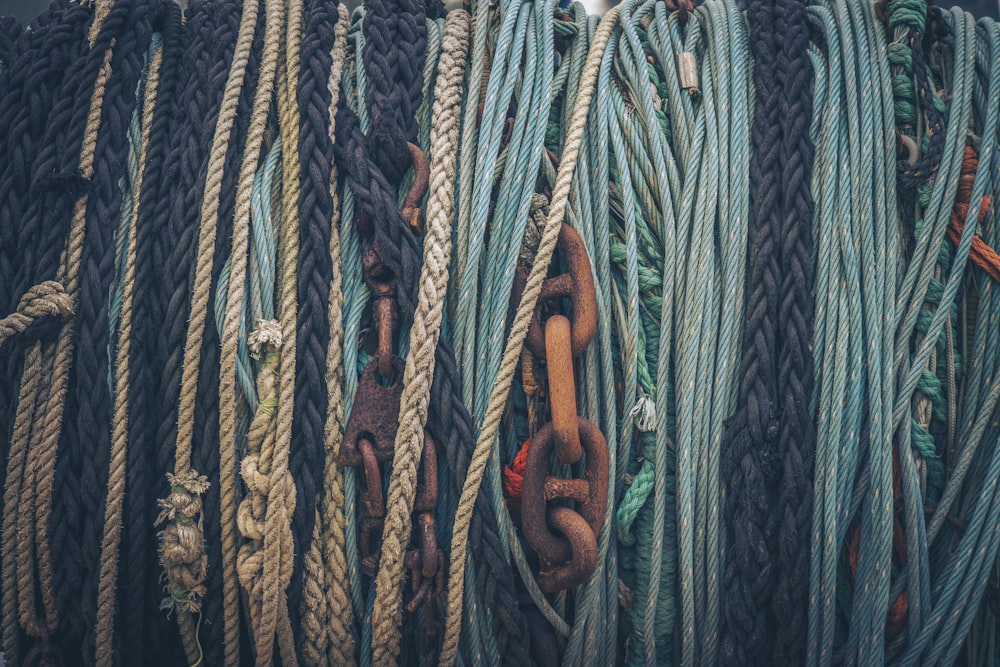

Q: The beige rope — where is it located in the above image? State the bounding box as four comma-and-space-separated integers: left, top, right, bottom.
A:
299, 5, 355, 666
155, 0, 261, 660
370, 11, 472, 663
236, 1, 304, 663
438, 8, 621, 665
269, 1, 305, 659
0, 282, 74, 348
88, 0, 114, 47
95, 38, 163, 667
221, 0, 284, 663
1, 35, 116, 665
3, 344, 43, 665
236, 322, 287, 663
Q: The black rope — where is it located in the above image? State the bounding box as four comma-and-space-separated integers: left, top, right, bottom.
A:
120, 2, 185, 664
771, 0, 817, 660
287, 0, 340, 639
720, 0, 783, 661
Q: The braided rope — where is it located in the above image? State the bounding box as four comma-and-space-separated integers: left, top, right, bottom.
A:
3, 1, 120, 656
288, 0, 341, 633
370, 10, 470, 661
770, 0, 816, 660
4, 2, 1000, 665
720, 0, 783, 660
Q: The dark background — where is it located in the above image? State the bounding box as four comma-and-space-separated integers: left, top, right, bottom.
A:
3, 0, 998, 24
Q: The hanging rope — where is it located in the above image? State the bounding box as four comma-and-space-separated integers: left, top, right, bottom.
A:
2, 0, 1000, 665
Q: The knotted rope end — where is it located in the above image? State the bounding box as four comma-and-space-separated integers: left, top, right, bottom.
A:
248, 319, 283, 356
155, 470, 210, 616
628, 395, 656, 432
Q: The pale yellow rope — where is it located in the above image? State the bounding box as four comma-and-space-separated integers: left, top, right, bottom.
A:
237, 323, 285, 662
3, 345, 43, 665
370, 11, 472, 663
299, 5, 354, 666
237, 1, 304, 662
155, 0, 260, 660
1, 35, 115, 664
16, 349, 58, 642
438, 8, 620, 665
94, 39, 163, 667
221, 0, 284, 663
88, 0, 113, 47
269, 2, 304, 659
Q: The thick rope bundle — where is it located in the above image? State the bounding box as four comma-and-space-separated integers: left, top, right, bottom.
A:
2, 0, 1000, 665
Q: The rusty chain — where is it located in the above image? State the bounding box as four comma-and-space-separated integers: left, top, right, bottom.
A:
338, 144, 443, 644
519, 223, 608, 594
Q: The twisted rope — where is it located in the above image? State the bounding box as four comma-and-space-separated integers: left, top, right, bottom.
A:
222, 0, 285, 664
95, 34, 163, 667
155, 0, 260, 659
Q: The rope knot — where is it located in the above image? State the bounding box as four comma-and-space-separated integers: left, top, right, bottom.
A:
0, 281, 74, 346
16, 281, 73, 318
156, 471, 210, 615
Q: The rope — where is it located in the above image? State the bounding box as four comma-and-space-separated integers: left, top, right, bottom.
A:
720, 0, 784, 659
3, 1, 1000, 664
118, 4, 182, 661
289, 0, 341, 641
4, 1, 125, 661
440, 8, 620, 664
147, 3, 246, 663
306, 6, 356, 666
156, 0, 260, 659
95, 34, 163, 667
771, 0, 816, 660
224, 0, 284, 663
297, 2, 352, 664
370, 10, 470, 661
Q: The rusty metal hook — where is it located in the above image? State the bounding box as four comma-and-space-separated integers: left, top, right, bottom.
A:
402, 143, 430, 234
